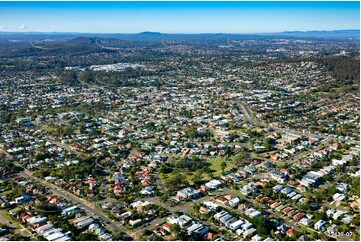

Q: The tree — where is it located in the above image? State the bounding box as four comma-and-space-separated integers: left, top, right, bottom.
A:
0, 223, 9, 229
234, 149, 249, 167
164, 172, 189, 190
192, 202, 200, 212
0, 153, 6, 160
170, 224, 188, 240
77, 232, 98, 241
113, 232, 124, 240
221, 161, 227, 174
143, 230, 153, 236
351, 231, 360, 241
351, 176, 360, 196
159, 164, 171, 174
310, 231, 318, 240
262, 187, 273, 197
185, 125, 198, 139
249, 216, 271, 236
314, 212, 326, 221
192, 169, 204, 184
11, 234, 24, 241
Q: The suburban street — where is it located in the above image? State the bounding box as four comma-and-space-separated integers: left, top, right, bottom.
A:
17, 169, 134, 240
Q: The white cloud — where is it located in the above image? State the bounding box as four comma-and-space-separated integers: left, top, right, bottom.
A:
0, 25, 5, 30
19, 25, 28, 30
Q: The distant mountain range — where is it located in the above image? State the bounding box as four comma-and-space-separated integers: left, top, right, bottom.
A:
0, 29, 358, 44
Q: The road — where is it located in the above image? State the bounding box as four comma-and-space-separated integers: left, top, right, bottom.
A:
74, 71, 105, 90
154, 173, 166, 193
0, 213, 35, 239
50, 140, 89, 159
238, 101, 338, 143
239, 101, 260, 125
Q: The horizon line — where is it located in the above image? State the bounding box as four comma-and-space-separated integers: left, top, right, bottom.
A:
0, 29, 360, 35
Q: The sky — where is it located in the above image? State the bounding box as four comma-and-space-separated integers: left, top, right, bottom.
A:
0, 1, 359, 33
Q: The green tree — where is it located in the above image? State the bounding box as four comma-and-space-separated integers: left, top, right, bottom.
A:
164, 172, 189, 190
221, 161, 227, 174
192, 169, 204, 184
170, 224, 188, 240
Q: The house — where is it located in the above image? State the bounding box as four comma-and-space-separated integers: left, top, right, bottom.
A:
204, 180, 222, 189
296, 185, 307, 193
129, 219, 142, 227
35, 224, 54, 235
332, 193, 345, 202
187, 223, 208, 236
204, 232, 215, 241
162, 223, 172, 233
293, 212, 305, 221
270, 172, 286, 183
203, 201, 220, 211
270, 202, 281, 209
14, 195, 31, 204
61, 205, 78, 215
214, 211, 229, 221
299, 218, 312, 226
177, 187, 200, 200
229, 220, 245, 231
245, 208, 257, 216
277, 223, 289, 232
228, 197, 240, 208
327, 224, 340, 234
249, 211, 262, 218
44, 231, 71, 241
154, 228, 168, 236
282, 207, 293, 215
216, 197, 228, 205
219, 214, 235, 225
140, 186, 154, 195
333, 211, 345, 220
282, 133, 300, 144
286, 228, 297, 237
179, 214, 193, 225
342, 214, 354, 224
243, 228, 257, 238
199, 207, 211, 215
26, 216, 47, 225
240, 183, 258, 195
76, 217, 94, 229
280, 187, 293, 195
335, 183, 349, 194
263, 237, 275, 241
314, 220, 326, 230
89, 223, 100, 231
251, 234, 263, 241
130, 200, 151, 211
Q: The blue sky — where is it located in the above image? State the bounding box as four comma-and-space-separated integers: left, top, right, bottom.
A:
0, 1, 359, 33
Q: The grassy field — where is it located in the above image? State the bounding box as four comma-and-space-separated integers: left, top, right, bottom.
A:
41, 124, 80, 135
41, 124, 56, 133
1, 189, 12, 196
205, 157, 237, 177
0, 209, 13, 221
159, 156, 238, 187
167, 158, 237, 185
